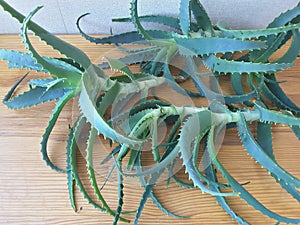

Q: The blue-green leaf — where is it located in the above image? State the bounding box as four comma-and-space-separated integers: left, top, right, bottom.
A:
0, 0, 91, 69
175, 37, 266, 56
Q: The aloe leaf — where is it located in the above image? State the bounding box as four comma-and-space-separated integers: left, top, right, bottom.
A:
106, 57, 136, 81
249, 32, 287, 63
3, 77, 67, 109
40, 89, 75, 173
205, 163, 250, 225
0, 49, 83, 76
206, 126, 300, 224
99, 48, 159, 69
203, 55, 292, 73
79, 72, 143, 147
254, 101, 300, 126
21, 7, 81, 86
268, 6, 300, 29
264, 73, 300, 114
70, 116, 131, 222
113, 15, 182, 30
0, 0, 91, 69
175, 37, 266, 56
134, 152, 181, 224
69, 116, 107, 212
86, 127, 121, 218
66, 126, 76, 211
113, 162, 125, 225
237, 112, 300, 188
163, 63, 203, 98
149, 190, 187, 218
28, 78, 60, 88
179, 0, 191, 35
261, 6, 300, 54
276, 29, 300, 63
261, 81, 300, 115
78, 24, 170, 44
191, 72, 262, 104
190, 0, 214, 34
130, 0, 153, 40
217, 21, 300, 39
179, 110, 236, 196
230, 73, 253, 106
133, 174, 159, 225
0, 49, 44, 72
256, 122, 273, 158
257, 122, 300, 203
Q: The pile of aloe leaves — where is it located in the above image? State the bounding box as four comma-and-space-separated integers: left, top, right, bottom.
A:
1, 0, 300, 224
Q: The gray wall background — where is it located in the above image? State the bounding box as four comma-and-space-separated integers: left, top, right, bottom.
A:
0, 0, 299, 34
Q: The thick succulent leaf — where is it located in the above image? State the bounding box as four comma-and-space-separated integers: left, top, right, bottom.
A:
86, 127, 119, 218
249, 32, 287, 63
113, 15, 181, 30
69, 116, 131, 222
249, 7, 300, 63
21, 7, 81, 86
268, 6, 300, 29
107, 57, 136, 81
230, 73, 253, 106
133, 175, 159, 225
0, 49, 44, 72
78, 27, 171, 44
135, 151, 185, 222
203, 55, 292, 73
40, 89, 75, 173
257, 122, 300, 203
261, 6, 300, 54
264, 73, 300, 114
206, 126, 300, 224
0, 0, 91, 69
192, 72, 262, 104
276, 29, 300, 63
175, 37, 266, 56
237, 112, 300, 188
79, 72, 143, 147
163, 63, 203, 98
192, 130, 231, 189
3, 82, 67, 109
254, 101, 300, 126
149, 190, 187, 218
256, 122, 273, 159
190, 0, 214, 33
113, 163, 125, 225
217, 21, 300, 38
261, 81, 300, 115
99, 48, 159, 70
0, 49, 82, 75
66, 127, 76, 211
179, 110, 236, 196
179, 0, 191, 35
130, 0, 153, 40
205, 163, 250, 225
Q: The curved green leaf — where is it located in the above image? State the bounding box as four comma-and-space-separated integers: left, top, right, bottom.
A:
237, 112, 300, 188
0, 0, 91, 69
217, 21, 300, 39
21, 7, 81, 86
207, 126, 300, 224
40, 89, 75, 173
204, 55, 292, 73
175, 37, 266, 56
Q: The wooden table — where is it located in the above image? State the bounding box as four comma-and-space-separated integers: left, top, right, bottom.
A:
1, 34, 300, 225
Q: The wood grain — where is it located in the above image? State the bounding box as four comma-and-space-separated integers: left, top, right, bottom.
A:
1, 34, 300, 225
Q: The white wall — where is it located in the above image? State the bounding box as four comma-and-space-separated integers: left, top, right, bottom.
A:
0, 0, 299, 34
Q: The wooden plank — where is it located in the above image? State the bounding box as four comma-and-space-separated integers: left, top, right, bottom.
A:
0, 34, 300, 225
